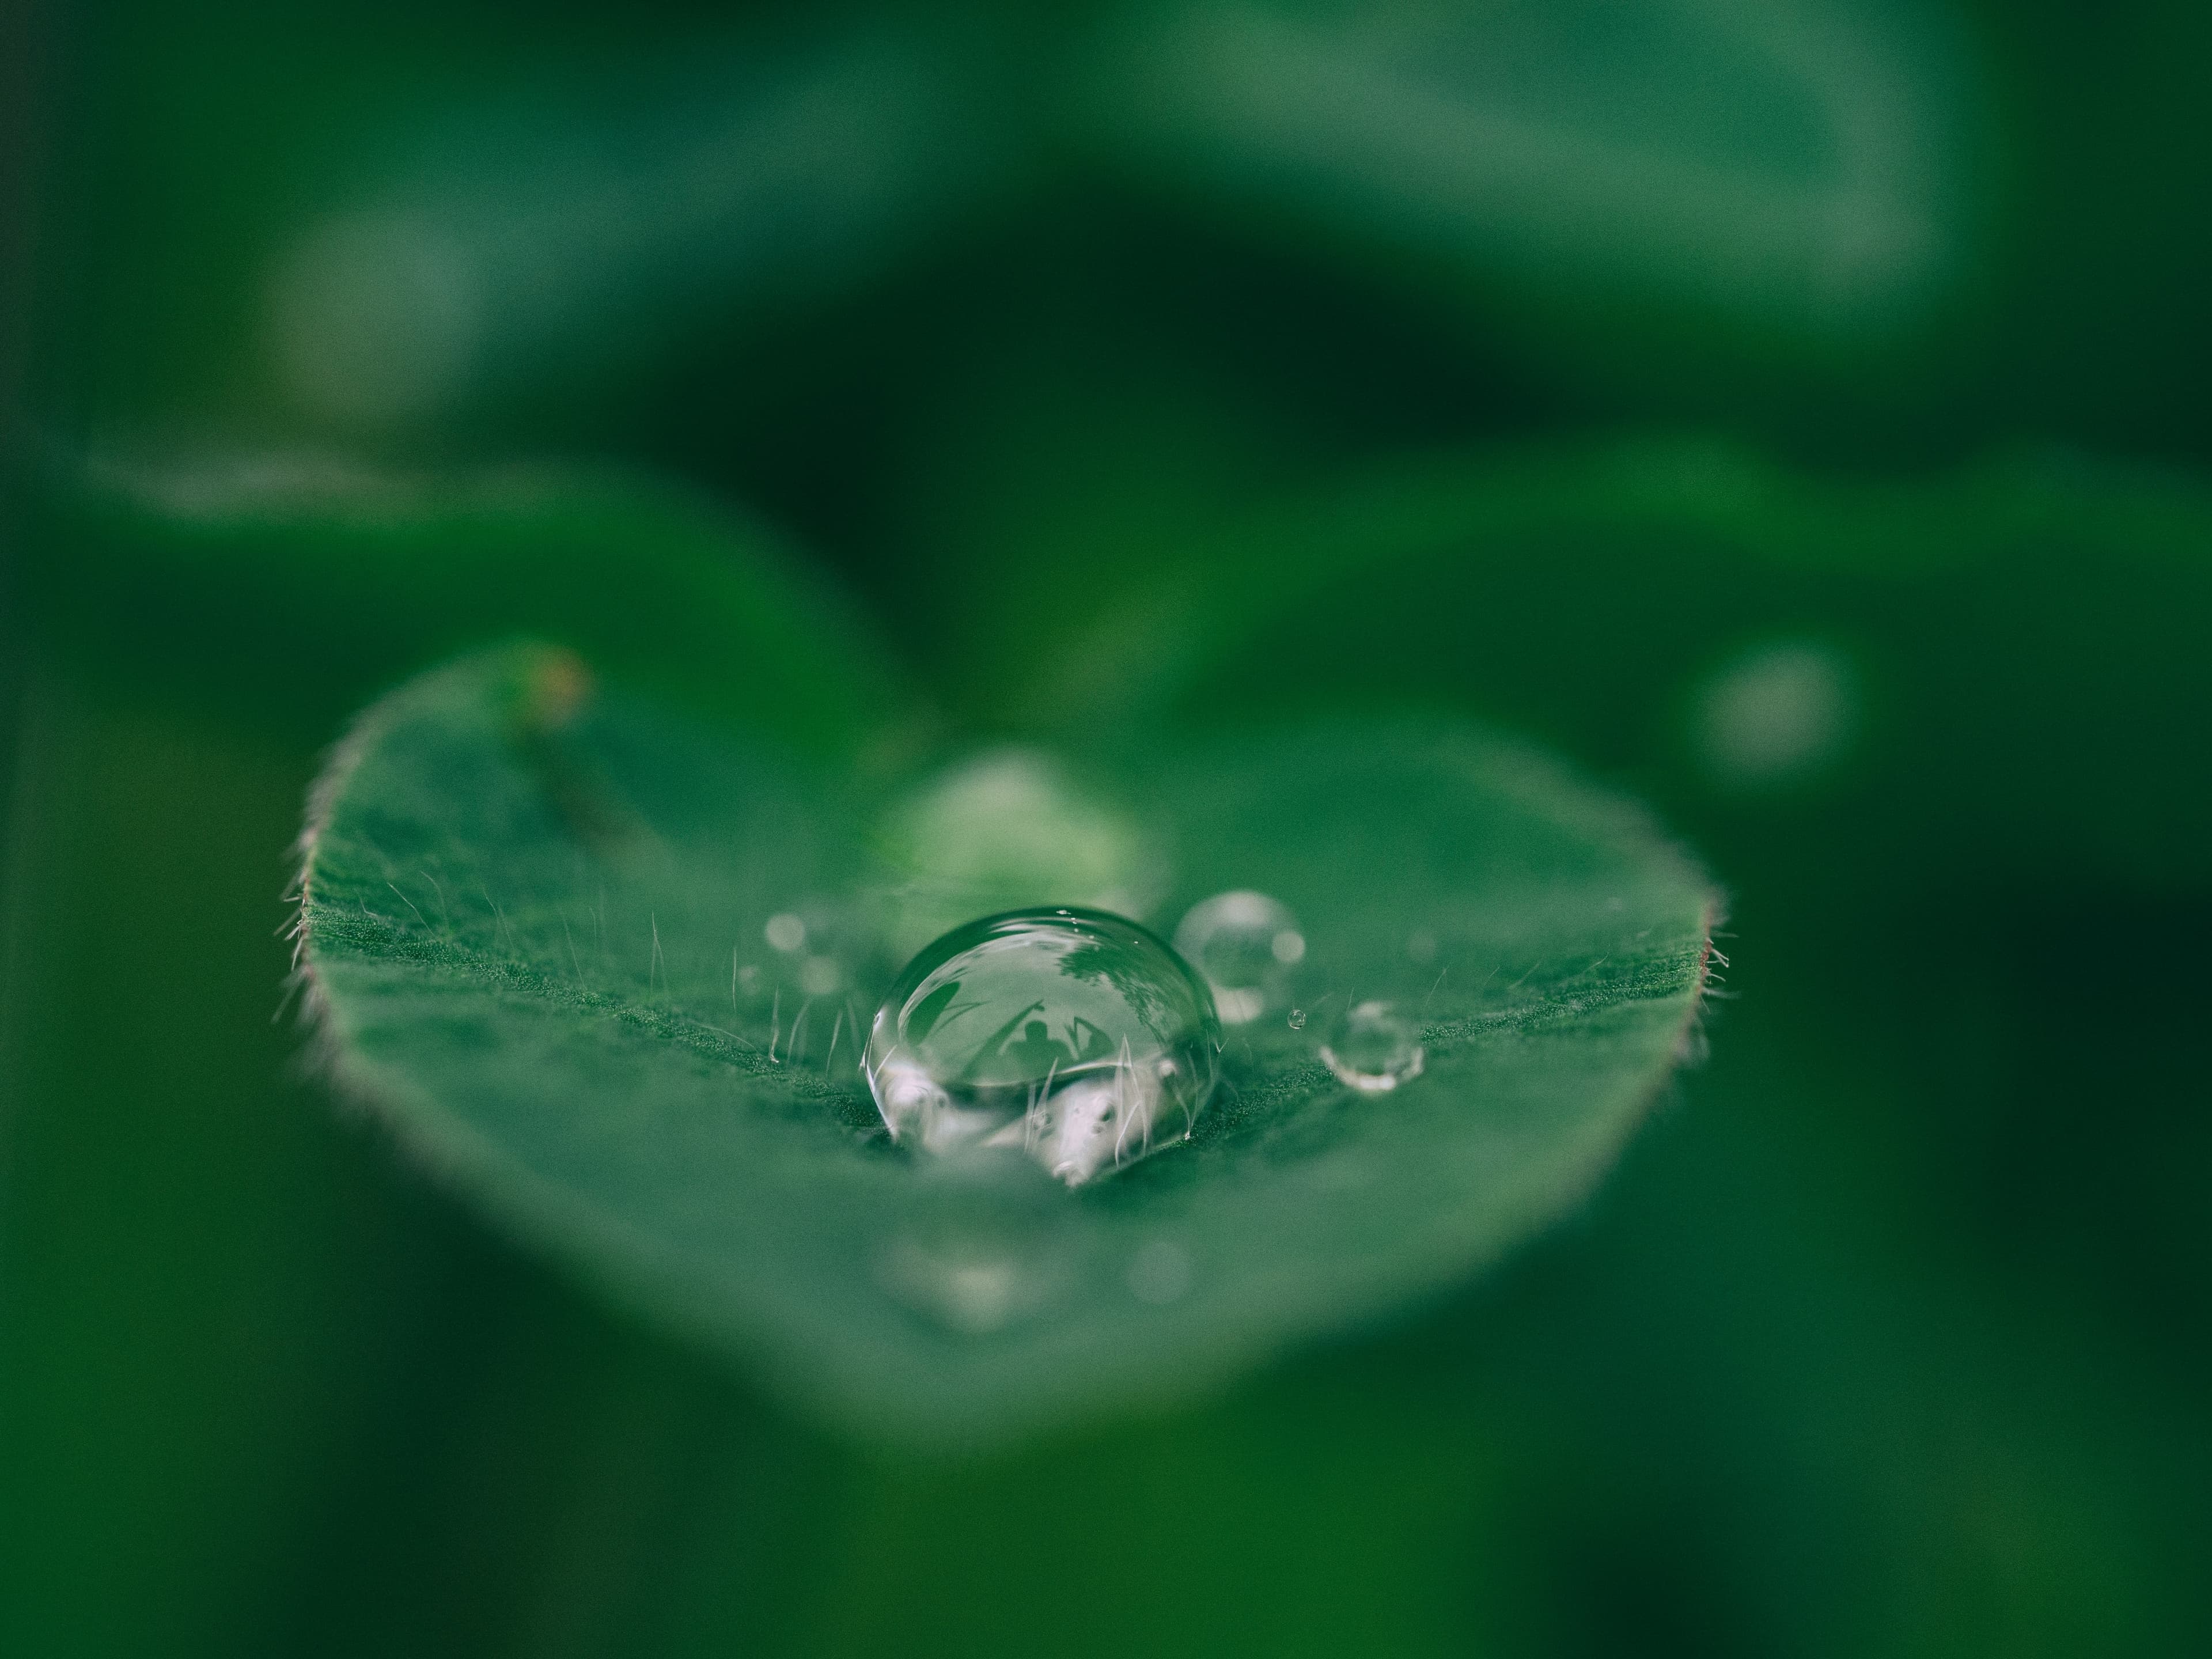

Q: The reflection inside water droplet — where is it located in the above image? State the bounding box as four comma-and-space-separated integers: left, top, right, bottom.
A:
1174, 889, 1303, 1025
1319, 1000, 1426, 1094
877, 1161, 1067, 1335
865, 907, 1221, 1187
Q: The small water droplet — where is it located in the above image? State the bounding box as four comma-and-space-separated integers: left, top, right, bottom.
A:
1319, 1000, 1426, 1094
764, 912, 807, 953
1174, 889, 1303, 1026
1287, 1008, 1308, 1031
865, 907, 1221, 1187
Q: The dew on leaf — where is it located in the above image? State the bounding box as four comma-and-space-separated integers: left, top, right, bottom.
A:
864, 907, 1221, 1187
1173, 888, 1304, 1025
297, 650, 1721, 1437
1319, 1000, 1426, 1094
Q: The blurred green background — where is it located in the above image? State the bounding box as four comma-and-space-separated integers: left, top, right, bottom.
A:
4, 1, 2209, 1654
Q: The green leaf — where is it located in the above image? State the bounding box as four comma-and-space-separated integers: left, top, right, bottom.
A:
297, 645, 1717, 1444
9, 454, 891, 756
32, 13, 1013, 442
1078, 0, 1975, 340
936, 437, 2212, 890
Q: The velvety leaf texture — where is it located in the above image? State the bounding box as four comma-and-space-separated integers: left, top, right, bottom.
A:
297, 645, 1719, 1444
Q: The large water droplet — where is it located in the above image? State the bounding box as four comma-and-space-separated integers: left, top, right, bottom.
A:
1174, 889, 1304, 1025
1319, 1000, 1426, 1094
865, 907, 1221, 1187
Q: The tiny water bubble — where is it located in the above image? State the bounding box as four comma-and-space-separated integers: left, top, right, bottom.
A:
1319, 1000, 1426, 1094
1174, 889, 1303, 1025
864, 907, 1221, 1188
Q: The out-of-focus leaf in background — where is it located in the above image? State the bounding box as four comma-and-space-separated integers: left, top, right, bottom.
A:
912, 433, 2212, 892
252, 28, 1013, 442
9, 452, 891, 748
1081, 0, 1983, 356
27, 5, 1022, 456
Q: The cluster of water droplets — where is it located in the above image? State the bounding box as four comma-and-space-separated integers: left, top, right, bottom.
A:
1167, 887, 1425, 1092
850, 886, 1438, 1334
838, 749, 1444, 1328
860, 885, 1434, 1187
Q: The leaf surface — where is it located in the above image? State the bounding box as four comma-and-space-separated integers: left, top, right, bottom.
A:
299, 646, 1717, 1443
1080, 0, 1969, 335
